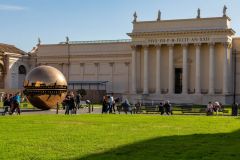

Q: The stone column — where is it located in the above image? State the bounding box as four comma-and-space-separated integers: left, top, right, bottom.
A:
195, 44, 201, 94
168, 44, 174, 94
94, 63, 99, 81
228, 47, 233, 93
131, 45, 137, 94
59, 63, 64, 73
3, 55, 9, 89
182, 44, 188, 94
80, 63, 85, 81
143, 45, 149, 94
223, 42, 229, 94
209, 43, 215, 94
125, 62, 130, 93
155, 45, 161, 94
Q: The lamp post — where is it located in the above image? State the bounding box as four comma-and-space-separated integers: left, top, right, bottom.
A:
233, 49, 237, 104
232, 49, 238, 116
66, 36, 70, 82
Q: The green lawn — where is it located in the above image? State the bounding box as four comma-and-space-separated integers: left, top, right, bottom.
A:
0, 115, 240, 160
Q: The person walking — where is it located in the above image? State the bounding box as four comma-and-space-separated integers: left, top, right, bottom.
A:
159, 102, 164, 115
2, 94, 11, 115
76, 93, 81, 109
109, 95, 115, 113
10, 92, 21, 115
69, 92, 76, 114
102, 96, 108, 114
134, 102, 141, 114
164, 100, 171, 115
65, 93, 71, 115
122, 98, 131, 114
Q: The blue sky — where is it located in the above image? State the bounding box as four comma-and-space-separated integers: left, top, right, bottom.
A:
0, 0, 239, 52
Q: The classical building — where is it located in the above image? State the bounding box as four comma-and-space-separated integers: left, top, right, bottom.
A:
0, 43, 28, 92
1, 7, 240, 104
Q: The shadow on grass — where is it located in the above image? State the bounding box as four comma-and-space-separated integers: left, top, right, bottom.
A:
74, 129, 240, 160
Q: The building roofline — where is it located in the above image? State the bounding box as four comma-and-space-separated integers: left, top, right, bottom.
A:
133, 16, 231, 24
128, 29, 235, 37
59, 39, 131, 45
0, 43, 26, 55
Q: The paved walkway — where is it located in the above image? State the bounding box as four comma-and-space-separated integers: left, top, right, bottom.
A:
1, 107, 105, 115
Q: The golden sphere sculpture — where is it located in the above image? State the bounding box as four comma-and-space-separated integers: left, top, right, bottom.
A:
23, 65, 67, 110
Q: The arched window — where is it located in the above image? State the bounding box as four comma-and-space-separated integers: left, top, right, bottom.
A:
18, 65, 26, 74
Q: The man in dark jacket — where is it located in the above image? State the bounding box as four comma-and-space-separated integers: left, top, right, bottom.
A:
2, 94, 11, 115
164, 100, 171, 115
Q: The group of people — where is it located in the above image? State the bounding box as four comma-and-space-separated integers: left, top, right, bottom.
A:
102, 95, 137, 114
159, 101, 172, 115
102, 95, 116, 114
62, 92, 81, 115
0, 91, 228, 117
206, 101, 222, 115
102, 96, 173, 115
2, 92, 21, 115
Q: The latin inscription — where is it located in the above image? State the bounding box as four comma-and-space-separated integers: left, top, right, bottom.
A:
148, 37, 210, 44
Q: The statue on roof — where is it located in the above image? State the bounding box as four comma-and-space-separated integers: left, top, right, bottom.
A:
37, 37, 41, 45
157, 10, 161, 21
66, 36, 69, 44
197, 8, 200, 18
133, 11, 137, 23
223, 5, 227, 17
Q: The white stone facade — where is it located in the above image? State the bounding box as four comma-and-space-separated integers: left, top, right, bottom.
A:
0, 45, 29, 93
32, 41, 132, 94
127, 16, 237, 104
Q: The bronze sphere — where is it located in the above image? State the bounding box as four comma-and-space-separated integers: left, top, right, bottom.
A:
23, 65, 67, 110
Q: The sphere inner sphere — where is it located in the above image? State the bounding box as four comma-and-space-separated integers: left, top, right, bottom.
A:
23, 65, 67, 110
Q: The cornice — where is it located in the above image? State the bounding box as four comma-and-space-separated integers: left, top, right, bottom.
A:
38, 41, 131, 47
128, 29, 235, 37
35, 53, 131, 59
37, 59, 131, 64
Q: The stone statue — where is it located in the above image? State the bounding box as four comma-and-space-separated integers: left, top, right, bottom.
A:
37, 37, 41, 45
66, 36, 69, 44
133, 11, 137, 22
197, 8, 200, 18
157, 10, 161, 21
223, 5, 227, 17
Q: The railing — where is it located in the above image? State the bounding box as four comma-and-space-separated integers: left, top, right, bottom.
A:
59, 39, 131, 44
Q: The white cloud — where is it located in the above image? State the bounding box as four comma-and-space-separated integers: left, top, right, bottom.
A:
0, 4, 26, 11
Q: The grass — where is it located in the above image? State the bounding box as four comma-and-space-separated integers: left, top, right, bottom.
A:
0, 114, 240, 160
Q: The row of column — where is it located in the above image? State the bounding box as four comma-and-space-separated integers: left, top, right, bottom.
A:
131, 43, 230, 95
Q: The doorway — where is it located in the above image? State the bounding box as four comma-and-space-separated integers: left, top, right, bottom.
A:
175, 68, 182, 94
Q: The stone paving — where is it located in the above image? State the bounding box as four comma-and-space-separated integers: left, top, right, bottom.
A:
0, 107, 104, 115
